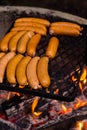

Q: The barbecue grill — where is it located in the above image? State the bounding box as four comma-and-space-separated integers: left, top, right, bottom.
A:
0, 6, 87, 130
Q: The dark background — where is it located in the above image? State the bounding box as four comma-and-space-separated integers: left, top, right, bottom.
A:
0, 0, 87, 19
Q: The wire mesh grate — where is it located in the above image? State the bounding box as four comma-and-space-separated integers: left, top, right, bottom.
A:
0, 12, 87, 102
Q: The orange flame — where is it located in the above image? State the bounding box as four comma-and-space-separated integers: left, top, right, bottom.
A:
12, 92, 20, 96
7, 92, 12, 100
80, 66, 87, 81
61, 97, 87, 116
72, 66, 87, 92
79, 66, 87, 92
79, 82, 83, 91
76, 121, 83, 130
72, 76, 77, 82
19, 85, 25, 88
74, 98, 87, 110
61, 104, 72, 115
32, 97, 42, 117
12, 85, 25, 97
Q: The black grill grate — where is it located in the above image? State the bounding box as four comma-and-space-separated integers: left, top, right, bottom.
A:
0, 11, 87, 102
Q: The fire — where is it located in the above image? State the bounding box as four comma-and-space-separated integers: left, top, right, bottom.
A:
61, 104, 67, 112
83, 79, 87, 84
74, 98, 87, 110
72, 66, 87, 92
7, 92, 21, 101
76, 121, 83, 130
11, 85, 24, 97
60, 97, 87, 116
80, 66, 87, 81
6, 85, 23, 100
61, 104, 72, 115
80, 66, 87, 86
79, 66, 87, 93
32, 97, 42, 117
19, 85, 24, 88
72, 75, 77, 82
79, 82, 83, 91
7, 92, 12, 100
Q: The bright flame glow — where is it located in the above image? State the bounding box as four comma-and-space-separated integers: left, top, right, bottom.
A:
7, 92, 11, 100
74, 98, 87, 110
83, 79, 87, 84
61, 104, 67, 112
61, 104, 72, 115
72, 66, 87, 92
76, 121, 83, 130
79, 82, 83, 91
32, 97, 42, 117
19, 85, 24, 88
80, 66, 87, 81
72, 76, 77, 82
12, 92, 20, 96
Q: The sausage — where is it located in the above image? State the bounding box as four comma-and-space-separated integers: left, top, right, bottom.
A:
26, 56, 41, 89
16, 56, 31, 85
49, 26, 80, 36
14, 22, 47, 32
11, 26, 46, 36
17, 31, 34, 54
0, 52, 5, 58
6, 54, 24, 84
15, 17, 50, 27
0, 31, 17, 52
27, 34, 41, 57
45, 37, 59, 59
8, 31, 26, 52
37, 56, 50, 88
0, 52, 16, 83
50, 22, 82, 31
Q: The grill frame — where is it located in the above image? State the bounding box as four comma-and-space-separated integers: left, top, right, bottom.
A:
0, 6, 87, 102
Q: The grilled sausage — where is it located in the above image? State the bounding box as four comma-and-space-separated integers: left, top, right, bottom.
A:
49, 26, 81, 36
0, 52, 5, 58
15, 17, 50, 27
26, 56, 41, 89
16, 56, 31, 85
27, 34, 41, 57
6, 54, 24, 85
45, 37, 59, 59
11, 26, 46, 36
14, 22, 47, 32
17, 31, 34, 54
0, 52, 16, 83
8, 31, 26, 52
50, 22, 82, 31
37, 56, 50, 88
0, 31, 17, 52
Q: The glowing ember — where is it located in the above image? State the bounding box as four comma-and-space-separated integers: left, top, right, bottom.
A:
32, 97, 42, 117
